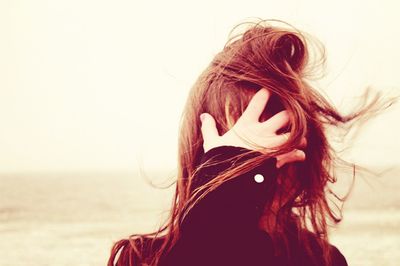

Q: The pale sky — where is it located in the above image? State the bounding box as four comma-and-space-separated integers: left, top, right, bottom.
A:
0, 0, 399, 173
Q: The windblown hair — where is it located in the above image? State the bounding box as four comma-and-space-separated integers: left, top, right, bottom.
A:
108, 19, 394, 266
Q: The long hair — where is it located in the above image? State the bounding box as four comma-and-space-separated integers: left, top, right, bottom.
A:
108, 19, 395, 266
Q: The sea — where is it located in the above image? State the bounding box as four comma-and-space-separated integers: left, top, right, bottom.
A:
0, 167, 399, 266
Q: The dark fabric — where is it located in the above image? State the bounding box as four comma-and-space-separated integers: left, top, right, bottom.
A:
158, 146, 348, 266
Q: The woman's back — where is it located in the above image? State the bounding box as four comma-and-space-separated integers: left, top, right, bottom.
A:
156, 145, 348, 266
158, 225, 347, 266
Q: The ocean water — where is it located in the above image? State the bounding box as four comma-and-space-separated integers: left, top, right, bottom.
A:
0, 169, 399, 266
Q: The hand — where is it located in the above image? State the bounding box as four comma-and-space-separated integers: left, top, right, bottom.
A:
200, 88, 306, 169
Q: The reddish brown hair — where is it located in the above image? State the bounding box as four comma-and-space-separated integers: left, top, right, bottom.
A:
108, 19, 394, 266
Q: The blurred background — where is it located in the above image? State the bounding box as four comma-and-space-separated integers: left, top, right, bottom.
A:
1, 0, 399, 265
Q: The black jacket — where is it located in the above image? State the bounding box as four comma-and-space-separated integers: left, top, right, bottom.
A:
158, 145, 348, 266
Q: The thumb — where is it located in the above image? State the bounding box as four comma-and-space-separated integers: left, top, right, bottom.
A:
200, 113, 219, 146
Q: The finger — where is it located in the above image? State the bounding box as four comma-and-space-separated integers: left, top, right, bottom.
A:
268, 132, 291, 148
262, 110, 290, 133
267, 134, 306, 150
200, 113, 220, 145
276, 149, 306, 168
240, 88, 271, 123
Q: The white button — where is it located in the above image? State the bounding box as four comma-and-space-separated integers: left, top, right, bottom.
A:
254, 173, 264, 183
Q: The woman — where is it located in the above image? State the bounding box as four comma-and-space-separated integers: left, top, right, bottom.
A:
108, 20, 391, 266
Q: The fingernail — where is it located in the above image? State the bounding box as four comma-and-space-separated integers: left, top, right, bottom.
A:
200, 113, 205, 122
